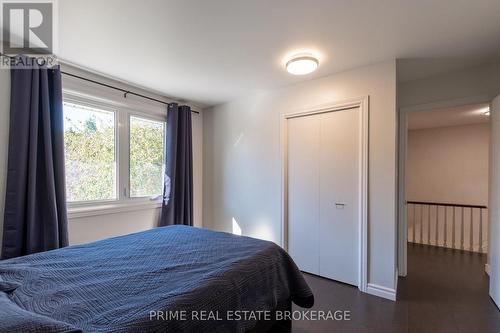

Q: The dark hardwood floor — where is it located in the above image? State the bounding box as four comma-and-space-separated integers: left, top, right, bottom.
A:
292, 244, 500, 332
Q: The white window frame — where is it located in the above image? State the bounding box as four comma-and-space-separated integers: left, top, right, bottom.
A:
62, 90, 166, 217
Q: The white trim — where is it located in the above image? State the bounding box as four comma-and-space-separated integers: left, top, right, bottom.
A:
400, 95, 492, 114
280, 110, 289, 250
486, 263, 491, 275
397, 95, 493, 278
68, 201, 161, 219
397, 107, 408, 277
366, 283, 397, 301
280, 96, 369, 293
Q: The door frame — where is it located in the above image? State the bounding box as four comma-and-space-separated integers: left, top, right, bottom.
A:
397, 95, 493, 277
280, 96, 369, 292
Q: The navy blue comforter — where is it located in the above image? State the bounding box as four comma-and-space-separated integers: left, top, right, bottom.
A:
0, 226, 313, 332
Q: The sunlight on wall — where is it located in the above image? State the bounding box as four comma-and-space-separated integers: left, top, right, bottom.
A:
232, 216, 277, 243
232, 217, 242, 236
233, 133, 244, 147
251, 222, 275, 243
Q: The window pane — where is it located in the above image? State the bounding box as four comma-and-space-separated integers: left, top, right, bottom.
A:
63, 102, 116, 202
130, 116, 165, 197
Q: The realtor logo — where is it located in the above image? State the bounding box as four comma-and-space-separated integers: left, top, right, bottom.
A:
1, 1, 53, 54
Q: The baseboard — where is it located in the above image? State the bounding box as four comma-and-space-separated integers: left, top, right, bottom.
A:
486, 264, 491, 276
366, 283, 396, 301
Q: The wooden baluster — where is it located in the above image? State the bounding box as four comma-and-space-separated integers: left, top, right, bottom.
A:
420, 204, 423, 244
406, 202, 487, 252
435, 206, 439, 246
427, 205, 431, 245
479, 208, 483, 253
470, 208, 473, 252
461, 207, 464, 250
413, 204, 416, 243
407, 204, 410, 242
452, 207, 456, 249
443, 206, 448, 247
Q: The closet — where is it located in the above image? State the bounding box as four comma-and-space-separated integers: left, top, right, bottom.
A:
287, 107, 361, 286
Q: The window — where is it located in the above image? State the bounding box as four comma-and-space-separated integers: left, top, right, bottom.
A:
63, 98, 166, 207
63, 102, 116, 202
129, 116, 165, 198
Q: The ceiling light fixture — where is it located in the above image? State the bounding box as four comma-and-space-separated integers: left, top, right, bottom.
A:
286, 55, 319, 75
484, 107, 491, 116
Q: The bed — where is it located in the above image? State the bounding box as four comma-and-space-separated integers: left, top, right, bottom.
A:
0, 225, 314, 332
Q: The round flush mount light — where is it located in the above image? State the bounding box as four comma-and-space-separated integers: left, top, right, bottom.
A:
286, 55, 319, 75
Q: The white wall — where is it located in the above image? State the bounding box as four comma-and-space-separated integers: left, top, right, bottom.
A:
203, 61, 398, 292
68, 208, 161, 245
407, 123, 490, 205
0, 64, 203, 250
406, 123, 490, 252
0, 69, 10, 253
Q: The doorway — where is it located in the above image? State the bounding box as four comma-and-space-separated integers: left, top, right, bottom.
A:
406, 104, 490, 253
398, 101, 492, 284
399, 103, 491, 300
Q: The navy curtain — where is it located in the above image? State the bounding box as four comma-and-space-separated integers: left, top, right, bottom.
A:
1, 57, 69, 259
160, 103, 193, 226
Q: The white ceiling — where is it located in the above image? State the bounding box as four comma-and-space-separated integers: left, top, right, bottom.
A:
408, 103, 490, 130
58, 0, 500, 107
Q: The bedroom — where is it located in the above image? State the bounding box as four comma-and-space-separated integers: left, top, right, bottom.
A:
1, 0, 500, 332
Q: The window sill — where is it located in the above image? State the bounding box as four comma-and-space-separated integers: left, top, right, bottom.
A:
68, 200, 162, 219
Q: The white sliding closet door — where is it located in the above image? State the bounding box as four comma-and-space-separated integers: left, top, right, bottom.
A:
288, 107, 360, 286
318, 109, 360, 285
288, 115, 321, 275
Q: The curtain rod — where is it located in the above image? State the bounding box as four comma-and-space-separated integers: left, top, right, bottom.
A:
0, 53, 200, 114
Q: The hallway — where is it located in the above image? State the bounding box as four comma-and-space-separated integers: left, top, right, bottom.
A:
293, 244, 500, 332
